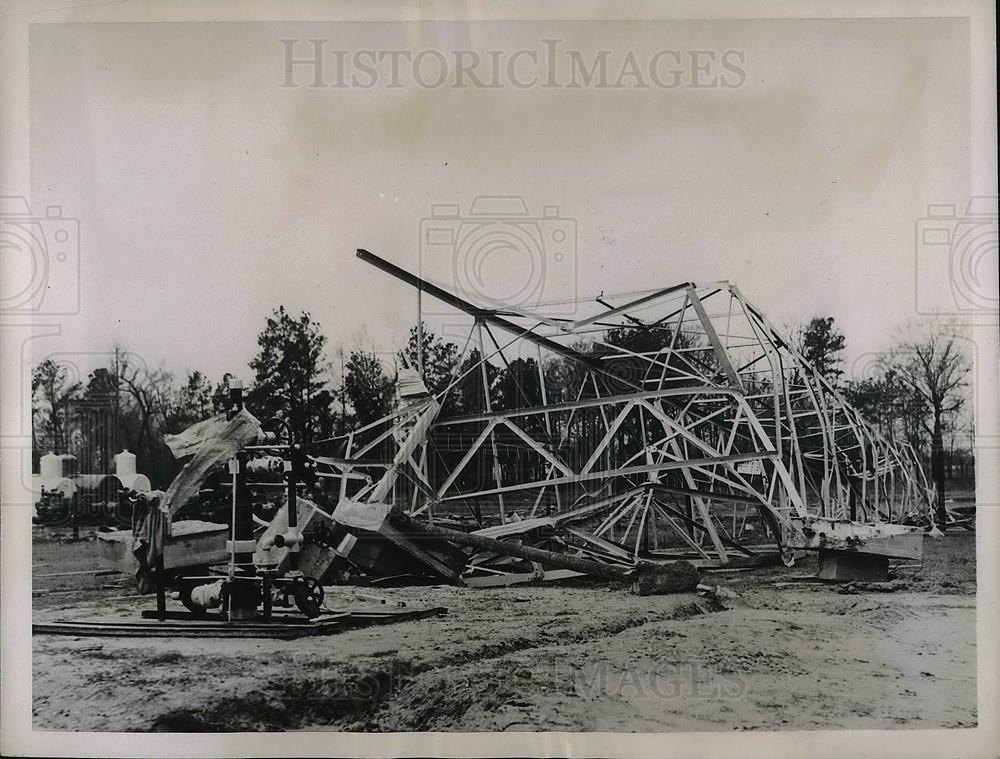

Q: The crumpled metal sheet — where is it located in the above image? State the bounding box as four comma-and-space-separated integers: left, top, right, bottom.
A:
160, 409, 261, 517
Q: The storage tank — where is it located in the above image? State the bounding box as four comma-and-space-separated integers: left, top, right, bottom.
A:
114, 449, 150, 492
37, 453, 78, 519
114, 449, 137, 477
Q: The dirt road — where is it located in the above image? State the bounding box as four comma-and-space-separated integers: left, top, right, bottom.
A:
31, 533, 976, 732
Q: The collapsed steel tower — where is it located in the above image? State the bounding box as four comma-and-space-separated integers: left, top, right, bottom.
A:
319, 250, 934, 570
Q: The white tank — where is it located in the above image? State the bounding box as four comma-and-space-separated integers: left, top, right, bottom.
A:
40, 451, 62, 479
114, 449, 137, 478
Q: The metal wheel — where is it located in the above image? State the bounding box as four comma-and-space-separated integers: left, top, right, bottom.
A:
292, 577, 324, 618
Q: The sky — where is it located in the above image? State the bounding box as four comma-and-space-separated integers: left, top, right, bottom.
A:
24, 18, 969, 389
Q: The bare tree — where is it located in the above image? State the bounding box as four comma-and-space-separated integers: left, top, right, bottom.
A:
32, 359, 81, 459
882, 320, 971, 524
113, 348, 177, 480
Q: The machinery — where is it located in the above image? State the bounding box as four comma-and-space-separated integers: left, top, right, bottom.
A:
144, 381, 328, 621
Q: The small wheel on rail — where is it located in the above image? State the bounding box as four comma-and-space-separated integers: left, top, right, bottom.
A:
292, 576, 324, 618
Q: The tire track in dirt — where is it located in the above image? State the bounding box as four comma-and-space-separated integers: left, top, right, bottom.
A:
145, 599, 719, 731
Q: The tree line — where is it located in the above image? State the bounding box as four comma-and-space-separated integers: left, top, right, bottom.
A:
792, 316, 973, 516
32, 307, 973, 510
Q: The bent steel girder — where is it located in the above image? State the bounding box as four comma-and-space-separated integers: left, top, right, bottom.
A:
317, 251, 934, 566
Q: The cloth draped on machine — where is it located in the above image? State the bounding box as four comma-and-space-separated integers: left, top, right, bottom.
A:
131, 491, 169, 594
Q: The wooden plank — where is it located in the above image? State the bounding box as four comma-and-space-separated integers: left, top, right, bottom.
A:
99, 523, 230, 572
378, 521, 465, 581
33, 606, 448, 639
786, 517, 924, 560
33, 568, 121, 579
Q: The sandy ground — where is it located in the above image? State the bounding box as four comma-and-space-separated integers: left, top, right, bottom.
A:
32, 532, 976, 732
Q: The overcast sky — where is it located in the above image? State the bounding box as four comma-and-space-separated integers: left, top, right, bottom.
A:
26, 18, 969, 387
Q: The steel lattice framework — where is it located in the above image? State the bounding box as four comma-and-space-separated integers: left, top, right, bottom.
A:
315, 251, 934, 567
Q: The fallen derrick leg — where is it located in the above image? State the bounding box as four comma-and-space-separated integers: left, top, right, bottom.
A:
416, 521, 702, 593
420, 521, 633, 580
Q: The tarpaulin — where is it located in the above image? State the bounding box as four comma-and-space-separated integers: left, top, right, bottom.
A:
130, 490, 168, 594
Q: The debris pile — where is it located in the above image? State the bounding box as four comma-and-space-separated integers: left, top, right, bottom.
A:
47, 250, 944, 636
